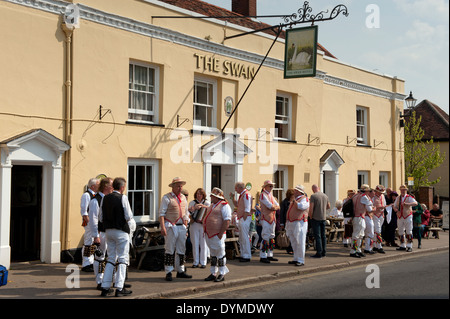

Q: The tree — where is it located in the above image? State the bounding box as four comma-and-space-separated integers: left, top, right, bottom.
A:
404, 110, 445, 193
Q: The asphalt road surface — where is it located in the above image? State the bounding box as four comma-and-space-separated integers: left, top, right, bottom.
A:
185, 250, 449, 299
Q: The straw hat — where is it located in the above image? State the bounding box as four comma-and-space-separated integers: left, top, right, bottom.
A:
261, 180, 275, 188
210, 187, 225, 200
347, 189, 356, 195
399, 185, 408, 190
294, 184, 306, 195
360, 184, 371, 192
375, 185, 386, 193
169, 177, 186, 187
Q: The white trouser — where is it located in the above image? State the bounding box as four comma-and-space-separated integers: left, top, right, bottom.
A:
397, 215, 413, 248
93, 231, 107, 285
364, 216, 374, 251
205, 234, 229, 276
343, 217, 352, 244
189, 222, 208, 266
286, 220, 308, 263
351, 217, 366, 254
164, 223, 187, 273
260, 220, 276, 258
102, 229, 130, 290
373, 215, 384, 249
82, 225, 94, 267
237, 216, 252, 259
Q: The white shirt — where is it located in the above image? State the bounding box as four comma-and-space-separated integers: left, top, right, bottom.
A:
239, 189, 252, 213
360, 194, 373, 212
80, 189, 95, 217
295, 195, 310, 211
260, 190, 279, 210
88, 192, 104, 238
159, 192, 189, 222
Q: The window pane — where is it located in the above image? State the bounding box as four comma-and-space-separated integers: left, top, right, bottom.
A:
128, 166, 135, 190
195, 81, 208, 104
194, 104, 207, 126
134, 192, 143, 216
146, 166, 152, 190
135, 165, 144, 190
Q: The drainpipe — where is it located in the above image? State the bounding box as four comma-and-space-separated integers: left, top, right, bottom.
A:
61, 22, 74, 253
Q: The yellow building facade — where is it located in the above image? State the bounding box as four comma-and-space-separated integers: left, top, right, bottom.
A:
0, 0, 406, 268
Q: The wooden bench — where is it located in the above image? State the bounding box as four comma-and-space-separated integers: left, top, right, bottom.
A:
425, 219, 443, 239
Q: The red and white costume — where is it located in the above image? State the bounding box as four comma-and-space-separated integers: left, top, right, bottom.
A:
203, 199, 232, 276
259, 190, 279, 259
393, 193, 417, 249
372, 193, 386, 250
285, 194, 309, 264
236, 189, 253, 260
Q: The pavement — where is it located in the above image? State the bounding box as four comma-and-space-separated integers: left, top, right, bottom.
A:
1, 231, 448, 299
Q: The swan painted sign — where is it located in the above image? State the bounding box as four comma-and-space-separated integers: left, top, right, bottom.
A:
284, 26, 318, 79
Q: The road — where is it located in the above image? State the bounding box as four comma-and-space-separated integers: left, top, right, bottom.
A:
182, 250, 449, 299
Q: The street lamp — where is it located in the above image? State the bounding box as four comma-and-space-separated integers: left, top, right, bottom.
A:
405, 91, 417, 109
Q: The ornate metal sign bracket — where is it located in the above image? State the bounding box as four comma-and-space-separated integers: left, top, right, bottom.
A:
224, 1, 348, 40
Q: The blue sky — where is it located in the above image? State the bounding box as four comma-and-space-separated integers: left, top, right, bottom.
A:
202, 0, 449, 113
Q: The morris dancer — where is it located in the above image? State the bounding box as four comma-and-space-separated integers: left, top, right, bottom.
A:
285, 185, 309, 266
393, 185, 417, 252
159, 177, 192, 281
232, 182, 253, 262
203, 188, 232, 282
259, 180, 280, 263
372, 185, 387, 254
350, 184, 373, 258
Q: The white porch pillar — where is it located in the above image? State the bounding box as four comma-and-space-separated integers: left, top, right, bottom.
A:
0, 160, 12, 269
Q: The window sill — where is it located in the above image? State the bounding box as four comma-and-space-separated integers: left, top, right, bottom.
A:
356, 143, 372, 148
274, 138, 297, 144
126, 120, 165, 128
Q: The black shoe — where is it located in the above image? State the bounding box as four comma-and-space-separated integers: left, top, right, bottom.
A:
165, 272, 173, 281
205, 274, 216, 281
239, 258, 251, 262
295, 262, 304, 266
357, 252, 366, 257
214, 274, 225, 282
82, 265, 94, 272
364, 250, 375, 255
288, 261, 297, 264
200, 265, 206, 268
176, 272, 192, 279
115, 288, 132, 297
344, 244, 349, 248
100, 288, 114, 297
192, 264, 199, 268
406, 247, 413, 252
396, 247, 407, 251
310, 254, 322, 259
260, 258, 270, 263
350, 253, 361, 258
268, 257, 278, 261
377, 249, 386, 254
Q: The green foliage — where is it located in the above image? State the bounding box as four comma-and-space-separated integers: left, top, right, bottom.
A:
404, 110, 445, 192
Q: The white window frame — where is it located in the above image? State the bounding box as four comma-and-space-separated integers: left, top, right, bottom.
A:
356, 106, 368, 146
275, 93, 292, 141
357, 170, 369, 189
193, 76, 217, 131
379, 171, 390, 188
128, 61, 159, 124
273, 166, 288, 202
127, 159, 159, 223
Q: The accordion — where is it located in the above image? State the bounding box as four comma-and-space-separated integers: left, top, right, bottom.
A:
192, 207, 207, 223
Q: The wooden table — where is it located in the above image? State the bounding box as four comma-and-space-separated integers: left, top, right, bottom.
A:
326, 217, 345, 242
136, 225, 241, 269
426, 218, 442, 239
136, 227, 164, 270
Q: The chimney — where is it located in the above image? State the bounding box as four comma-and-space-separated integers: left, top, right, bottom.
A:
232, 0, 257, 17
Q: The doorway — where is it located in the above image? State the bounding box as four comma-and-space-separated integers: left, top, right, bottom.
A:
10, 165, 42, 262
211, 165, 235, 209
